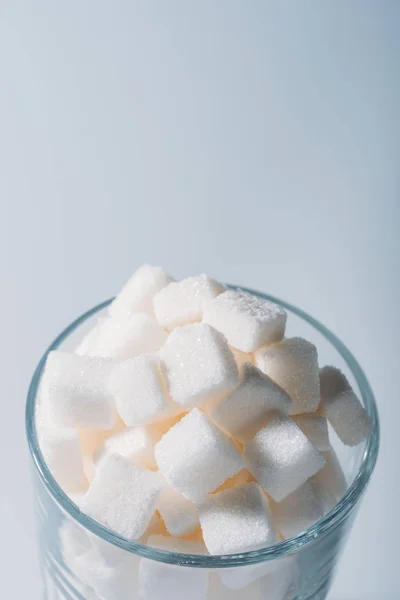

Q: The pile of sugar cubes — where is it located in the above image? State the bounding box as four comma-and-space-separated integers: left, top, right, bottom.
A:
36, 265, 372, 599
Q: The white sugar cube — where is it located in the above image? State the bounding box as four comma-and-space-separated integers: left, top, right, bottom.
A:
153, 274, 225, 330
82, 453, 163, 539
138, 536, 208, 600
44, 351, 116, 429
109, 264, 173, 319
314, 449, 348, 501
255, 337, 320, 414
292, 414, 330, 451
199, 483, 276, 555
155, 408, 243, 503
87, 313, 167, 361
244, 413, 325, 501
230, 348, 255, 370
210, 363, 293, 442
157, 487, 199, 537
108, 354, 179, 426
271, 480, 325, 539
203, 289, 287, 352
95, 426, 158, 470
75, 547, 138, 600
319, 366, 372, 446
159, 323, 239, 409
39, 427, 86, 492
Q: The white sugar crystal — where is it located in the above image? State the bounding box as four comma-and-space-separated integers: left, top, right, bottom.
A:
292, 414, 330, 451
157, 487, 199, 536
109, 264, 173, 319
155, 408, 243, 503
75, 547, 138, 600
319, 366, 372, 446
154, 274, 225, 330
271, 480, 325, 539
82, 453, 163, 539
203, 289, 287, 353
199, 483, 276, 555
139, 536, 208, 600
244, 413, 325, 501
39, 427, 86, 492
95, 426, 158, 470
44, 351, 116, 429
109, 354, 179, 426
210, 363, 293, 442
159, 323, 239, 409
87, 313, 167, 361
255, 337, 320, 414
314, 449, 348, 501
230, 348, 255, 369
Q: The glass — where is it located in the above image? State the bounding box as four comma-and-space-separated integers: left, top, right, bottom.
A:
26, 287, 379, 600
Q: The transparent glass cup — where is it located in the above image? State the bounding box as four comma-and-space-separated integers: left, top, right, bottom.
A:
26, 287, 379, 600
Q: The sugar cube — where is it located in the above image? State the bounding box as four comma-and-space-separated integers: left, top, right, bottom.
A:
86, 313, 167, 361
203, 289, 287, 352
292, 414, 330, 451
230, 348, 255, 370
210, 363, 293, 442
199, 483, 276, 555
153, 274, 225, 330
314, 449, 348, 501
44, 351, 116, 429
255, 337, 320, 414
244, 413, 325, 501
82, 453, 163, 539
95, 426, 158, 470
108, 354, 179, 426
109, 264, 173, 319
138, 535, 209, 600
159, 323, 239, 409
155, 408, 243, 503
157, 486, 199, 537
271, 480, 325, 539
39, 427, 86, 492
319, 366, 372, 446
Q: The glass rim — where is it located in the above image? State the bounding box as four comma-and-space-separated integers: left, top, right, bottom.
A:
26, 286, 380, 568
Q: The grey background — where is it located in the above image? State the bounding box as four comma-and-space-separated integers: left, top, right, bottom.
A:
0, 1, 398, 598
